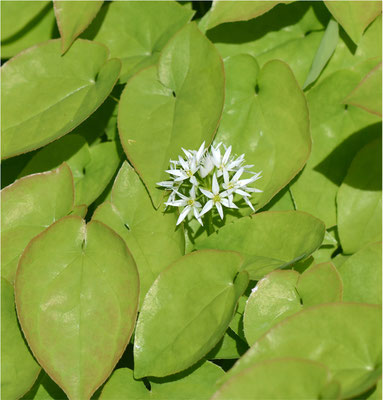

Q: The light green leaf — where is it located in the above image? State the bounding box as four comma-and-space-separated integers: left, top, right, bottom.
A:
83, 1, 194, 82
338, 242, 382, 304
244, 270, 302, 346
200, 1, 288, 31
208, 328, 248, 360
226, 303, 382, 398
69, 204, 88, 218
2, 278, 41, 400
100, 362, 224, 400
214, 55, 310, 212
1, 2, 56, 59
93, 162, 185, 307
344, 62, 382, 117
367, 379, 382, 400
118, 23, 225, 207
303, 19, 339, 89
15, 217, 140, 400
21, 371, 66, 400
324, 1, 382, 44
337, 138, 382, 254
229, 291, 248, 341
1, 1, 49, 41
2, 39, 121, 159
212, 358, 341, 400
196, 211, 325, 280
54, 0, 103, 53
290, 70, 381, 227
134, 250, 248, 378
207, 2, 328, 85
1, 163, 75, 283
296, 262, 342, 306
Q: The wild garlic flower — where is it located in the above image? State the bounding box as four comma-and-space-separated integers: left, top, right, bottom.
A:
157, 142, 262, 226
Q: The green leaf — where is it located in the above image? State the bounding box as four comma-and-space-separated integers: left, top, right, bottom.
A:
15, 217, 140, 400
92, 162, 185, 307
1, 2, 56, 59
290, 70, 381, 227
2, 278, 41, 400
100, 362, 224, 400
1, 1, 49, 41
208, 328, 248, 360
21, 371, 66, 400
226, 303, 382, 398
195, 211, 325, 280
206, 2, 328, 85
212, 358, 341, 400
54, 0, 103, 53
324, 1, 382, 44
1, 163, 75, 283
338, 242, 382, 304
337, 138, 382, 254
83, 1, 194, 82
118, 23, 225, 207
200, 1, 288, 31
2, 39, 121, 159
243, 270, 302, 346
303, 19, 339, 89
134, 250, 248, 378
344, 62, 382, 117
214, 55, 311, 212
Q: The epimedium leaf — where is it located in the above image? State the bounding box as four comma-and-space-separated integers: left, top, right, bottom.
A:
207, 328, 249, 360
296, 262, 342, 307
100, 362, 224, 400
195, 211, 325, 280
133, 250, 248, 378
290, 70, 381, 227
54, 0, 103, 54
211, 358, 341, 400
343, 62, 382, 117
70, 204, 88, 218
303, 19, 339, 89
15, 216, 140, 400
243, 270, 302, 346
225, 303, 382, 398
2, 39, 121, 159
83, 1, 194, 83
1, 163, 75, 283
2, 278, 41, 400
214, 55, 311, 212
338, 242, 382, 304
118, 22, 225, 208
21, 371, 66, 400
324, 1, 382, 45
92, 161, 185, 307
337, 138, 382, 254
1, 2, 56, 60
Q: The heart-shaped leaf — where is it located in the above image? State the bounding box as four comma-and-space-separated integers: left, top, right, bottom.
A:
134, 250, 248, 378
54, 0, 103, 53
338, 242, 382, 304
337, 138, 382, 254
227, 303, 382, 398
2, 278, 41, 400
212, 358, 341, 400
1, 163, 74, 283
2, 39, 121, 159
344, 62, 382, 117
83, 1, 194, 82
15, 216, 140, 400
195, 211, 325, 280
324, 1, 381, 44
118, 22, 225, 207
213, 55, 311, 212
93, 162, 184, 307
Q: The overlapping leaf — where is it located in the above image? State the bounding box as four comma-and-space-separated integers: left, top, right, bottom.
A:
1, 163, 74, 283
15, 217, 140, 400
118, 23, 225, 207
2, 39, 120, 159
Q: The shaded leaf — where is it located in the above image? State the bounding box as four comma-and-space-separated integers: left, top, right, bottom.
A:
208, 328, 248, 360
15, 217, 139, 400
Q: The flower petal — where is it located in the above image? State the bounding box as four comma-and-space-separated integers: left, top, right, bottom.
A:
176, 206, 191, 225
215, 202, 224, 219
199, 200, 213, 217
244, 195, 255, 212
199, 188, 214, 199
212, 173, 219, 194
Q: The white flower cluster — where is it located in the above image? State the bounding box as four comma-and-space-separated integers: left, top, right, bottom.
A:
157, 142, 262, 226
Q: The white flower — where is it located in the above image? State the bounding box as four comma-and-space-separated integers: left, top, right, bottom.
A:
166, 186, 203, 226
199, 173, 238, 219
